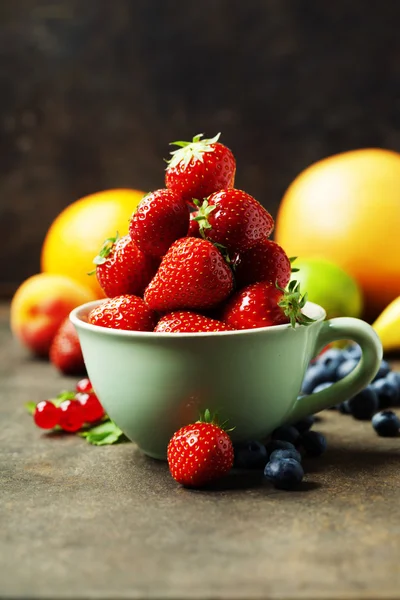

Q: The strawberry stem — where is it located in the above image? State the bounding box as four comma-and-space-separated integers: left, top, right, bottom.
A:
277, 280, 315, 328
166, 133, 221, 170
92, 232, 119, 266
197, 409, 235, 433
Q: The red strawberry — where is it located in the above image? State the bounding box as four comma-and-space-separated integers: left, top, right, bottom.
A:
93, 234, 158, 298
154, 311, 235, 333
194, 189, 274, 254
222, 280, 314, 330
49, 318, 85, 375
165, 133, 236, 205
88, 295, 157, 331
144, 237, 234, 312
129, 189, 189, 257
233, 239, 291, 289
187, 210, 200, 237
167, 410, 234, 487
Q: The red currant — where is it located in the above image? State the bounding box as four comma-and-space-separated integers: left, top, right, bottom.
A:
76, 377, 93, 393
34, 401, 60, 430
76, 392, 105, 423
59, 400, 84, 432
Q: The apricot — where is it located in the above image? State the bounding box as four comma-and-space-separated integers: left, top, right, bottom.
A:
10, 274, 96, 356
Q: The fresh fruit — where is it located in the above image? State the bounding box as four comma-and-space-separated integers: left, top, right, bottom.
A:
165, 133, 236, 205
265, 440, 296, 457
193, 189, 274, 255
129, 189, 189, 257
293, 415, 315, 433
33, 401, 60, 430
233, 441, 268, 469
372, 410, 400, 437
270, 448, 302, 463
301, 364, 332, 394
10, 273, 96, 357
144, 237, 234, 312
76, 378, 93, 394
76, 392, 105, 423
49, 318, 85, 375
88, 295, 157, 331
59, 399, 85, 433
299, 430, 327, 457
187, 211, 200, 237
315, 348, 347, 381
372, 373, 399, 409
288, 257, 363, 319
373, 296, 400, 353
344, 386, 379, 420
167, 410, 234, 487
222, 280, 313, 330
311, 382, 333, 395
93, 234, 158, 298
343, 343, 362, 361
41, 189, 145, 296
271, 425, 299, 445
275, 148, 400, 319
154, 311, 235, 333
336, 358, 359, 380
372, 360, 390, 382
233, 239, 291, 289
264, 457, 304, 490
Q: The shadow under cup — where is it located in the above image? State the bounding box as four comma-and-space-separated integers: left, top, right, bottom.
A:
70, 301, 382, 460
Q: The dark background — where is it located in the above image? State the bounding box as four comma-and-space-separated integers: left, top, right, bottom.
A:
1, 0, 400, 294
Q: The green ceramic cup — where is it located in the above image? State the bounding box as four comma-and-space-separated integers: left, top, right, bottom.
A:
70, 300, 382, 460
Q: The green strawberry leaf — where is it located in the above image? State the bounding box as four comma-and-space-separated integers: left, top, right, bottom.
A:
25, 401, 36, 415
79, 421, 128, 446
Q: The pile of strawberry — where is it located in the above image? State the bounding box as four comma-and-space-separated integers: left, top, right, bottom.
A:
88, 133, 312, 332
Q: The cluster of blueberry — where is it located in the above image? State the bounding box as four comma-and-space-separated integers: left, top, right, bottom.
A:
303, 344, 400, 436
233, 417, 326, 490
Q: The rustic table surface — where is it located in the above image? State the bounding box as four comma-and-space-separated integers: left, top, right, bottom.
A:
1, 302, 399, 599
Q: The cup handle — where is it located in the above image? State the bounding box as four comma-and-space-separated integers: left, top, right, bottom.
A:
288, 317, 383, 423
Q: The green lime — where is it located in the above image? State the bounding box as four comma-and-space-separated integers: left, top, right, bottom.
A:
291, 257, 363, 319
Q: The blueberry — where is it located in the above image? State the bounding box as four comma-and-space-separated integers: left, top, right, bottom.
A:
371, 372, 399, 409
338, 402, 351, 414
346, 386, 379, 420
293, 415, 315, 433
270, 448, 302, 463
309, 381, 335, 409
301, 364, 331, 394
234, 441, 268, 469
372, 360, 391, 382
271, 425, 299, 445
391, 372, 400, 406
265, 439, 296, 459
372, 410, 400, 437
342, 343, 362, 360
336, 358, 359, 380
300, 430, 327, 457
264, 458, 304, 490
315, 348, 347, 381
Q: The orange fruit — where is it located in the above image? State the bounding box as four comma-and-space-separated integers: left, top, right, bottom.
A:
41, 189, 145, 297
275, 148, 400, 320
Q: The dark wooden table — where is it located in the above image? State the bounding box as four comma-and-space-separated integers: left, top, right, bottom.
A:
1, 302, 399, 599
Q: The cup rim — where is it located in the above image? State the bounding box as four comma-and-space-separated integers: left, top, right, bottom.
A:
70, 299, 326, 339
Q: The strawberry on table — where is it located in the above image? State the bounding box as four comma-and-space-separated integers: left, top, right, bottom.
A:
154, 311, 235, 333
222, 280, 314, 330
93, 234, 158, 298
167, 409, 234, 487
233, 239, 291, 289
165, 133, 236, 205
88, 295, 157, 331
193, 189, 274, 255
49, 317, 85, 375
129, 189, 189, 257
144, 237, 234, 312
